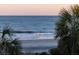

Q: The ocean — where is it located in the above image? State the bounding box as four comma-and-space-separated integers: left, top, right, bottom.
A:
0, 16, 59, 54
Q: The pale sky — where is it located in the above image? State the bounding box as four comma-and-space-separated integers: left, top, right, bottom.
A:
0, 4, 71, 16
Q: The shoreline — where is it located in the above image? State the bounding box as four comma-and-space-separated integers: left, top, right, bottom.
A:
20, 39, 58, 54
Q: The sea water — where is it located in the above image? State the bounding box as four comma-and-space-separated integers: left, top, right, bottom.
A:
0, 16, 59, 54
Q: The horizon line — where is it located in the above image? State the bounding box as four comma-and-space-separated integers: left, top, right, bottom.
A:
0, 15, 59, 16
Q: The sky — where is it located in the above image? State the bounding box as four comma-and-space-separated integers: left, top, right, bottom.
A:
0, 4, 71, 16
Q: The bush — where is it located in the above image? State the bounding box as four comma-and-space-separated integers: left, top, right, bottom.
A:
49, 48, 60, 55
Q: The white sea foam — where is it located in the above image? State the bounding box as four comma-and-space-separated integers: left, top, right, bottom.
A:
12, 33, 54, 40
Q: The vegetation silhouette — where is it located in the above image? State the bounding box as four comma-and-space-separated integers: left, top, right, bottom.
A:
34, 52, 48, 55
49, 48, 60, 55
0, 25, 21, 55
51, 5, 79, 55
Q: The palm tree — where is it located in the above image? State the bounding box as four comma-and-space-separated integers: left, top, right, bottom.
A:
55, 5, 79, 54
0, 25, 21, 55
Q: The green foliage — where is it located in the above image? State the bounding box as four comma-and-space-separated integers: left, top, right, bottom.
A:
55, 5, 79, 55
0, 26, 21, 55
49, 48, 60, 55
